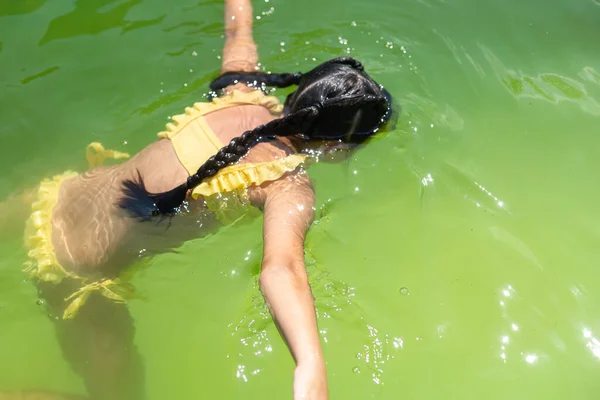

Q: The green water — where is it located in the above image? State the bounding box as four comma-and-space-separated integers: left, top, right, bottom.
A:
1, 0, 600, 398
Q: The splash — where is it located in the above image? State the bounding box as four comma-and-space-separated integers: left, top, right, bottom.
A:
355, 324, 404, 385
227, 282, 274, 382
226, 244, 403, 385
305, 248, 403, 386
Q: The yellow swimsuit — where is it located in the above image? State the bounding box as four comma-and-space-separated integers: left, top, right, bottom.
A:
158, 89, 307, 223
24, 90, 307, 319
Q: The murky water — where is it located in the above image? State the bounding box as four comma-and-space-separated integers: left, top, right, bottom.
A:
1, 0, 600, 398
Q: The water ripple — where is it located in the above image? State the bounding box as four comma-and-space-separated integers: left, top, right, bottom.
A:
437, 161, 510, 215
489, 226, 544, 270
39, 0, 165, 46
402, 93, 464, 131
480, 45, 600, 115
579, 66, 600, 86
20, 66, 59, 85
434, 30, 486, 78
0, 0, 47, 17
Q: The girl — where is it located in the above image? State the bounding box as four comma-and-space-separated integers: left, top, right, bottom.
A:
19, 0, 392, 398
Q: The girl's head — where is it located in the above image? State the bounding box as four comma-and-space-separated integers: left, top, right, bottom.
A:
210, 57, 392, 144
282, 58, 391, 144
122, 57, 394, 218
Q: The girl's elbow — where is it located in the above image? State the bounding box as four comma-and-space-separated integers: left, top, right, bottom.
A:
259, 260, 309, 291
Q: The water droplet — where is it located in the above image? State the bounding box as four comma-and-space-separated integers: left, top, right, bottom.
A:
36, 299, 45, 306
352, 366, 360, 374
525, 354, 538, 364
399, 287, 409, 295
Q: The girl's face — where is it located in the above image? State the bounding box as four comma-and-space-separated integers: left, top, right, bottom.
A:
293, 138, 356, 163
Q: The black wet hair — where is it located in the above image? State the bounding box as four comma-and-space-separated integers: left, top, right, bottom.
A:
119, 57, 392, 219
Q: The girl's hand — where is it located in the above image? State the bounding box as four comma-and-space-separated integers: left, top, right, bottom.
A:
293, 360, 329, 400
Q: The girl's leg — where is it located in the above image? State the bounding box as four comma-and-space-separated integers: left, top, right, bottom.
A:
38, 281, 145, 400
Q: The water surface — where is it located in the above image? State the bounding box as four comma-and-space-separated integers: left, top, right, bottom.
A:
1, 0, 600, 398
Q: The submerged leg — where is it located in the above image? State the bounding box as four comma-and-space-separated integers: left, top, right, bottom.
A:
38, 281, 146, 400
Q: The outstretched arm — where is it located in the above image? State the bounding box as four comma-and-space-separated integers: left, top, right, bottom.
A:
251, 172, 328, 400
221, 0, 258, 74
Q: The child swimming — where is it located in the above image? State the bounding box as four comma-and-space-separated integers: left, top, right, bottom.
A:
16, 0, 392, 399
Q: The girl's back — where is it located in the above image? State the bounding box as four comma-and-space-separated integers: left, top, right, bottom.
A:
50, 99, 288, 277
